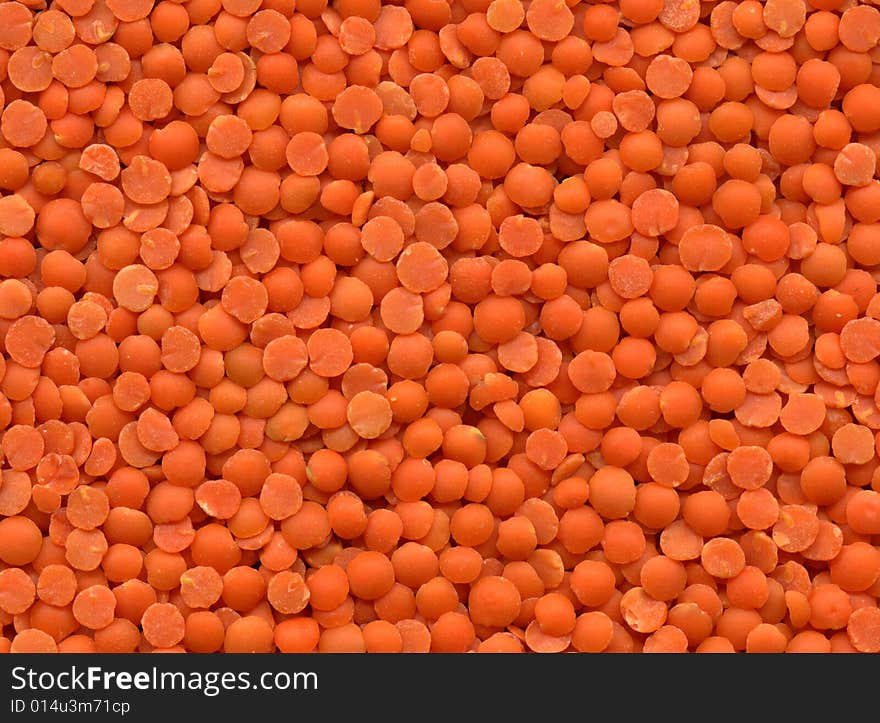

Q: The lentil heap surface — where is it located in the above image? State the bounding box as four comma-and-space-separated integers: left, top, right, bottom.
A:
0, 0, 879, 654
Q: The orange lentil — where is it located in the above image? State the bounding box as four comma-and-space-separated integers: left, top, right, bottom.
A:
0, 0, 876, 658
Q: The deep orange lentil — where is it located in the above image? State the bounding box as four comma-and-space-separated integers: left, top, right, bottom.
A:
0, 0, 876, 658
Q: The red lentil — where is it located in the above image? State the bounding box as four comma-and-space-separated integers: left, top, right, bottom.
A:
0, 0, 875, 656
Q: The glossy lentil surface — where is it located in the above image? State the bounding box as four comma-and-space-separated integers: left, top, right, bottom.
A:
0, 0, 880, 654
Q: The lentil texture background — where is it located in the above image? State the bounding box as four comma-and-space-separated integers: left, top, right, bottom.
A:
0, 0, 879, 655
